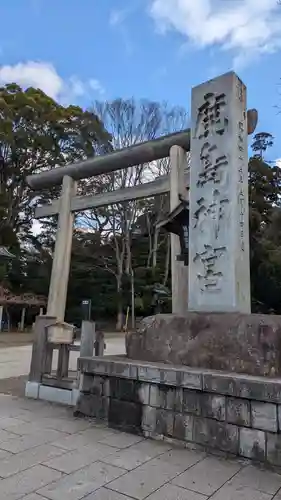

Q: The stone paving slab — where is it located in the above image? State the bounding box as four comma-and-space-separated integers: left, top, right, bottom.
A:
43, 443, 117, 474
171, 456, 241, 496
100, 439, 172, 470
37, 461, 127, 500
0, 464, 63, 500
0, 443, 68, 478
0, 395, 280, 500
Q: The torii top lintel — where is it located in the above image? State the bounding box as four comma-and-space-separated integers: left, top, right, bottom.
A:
26, 109, 257, 191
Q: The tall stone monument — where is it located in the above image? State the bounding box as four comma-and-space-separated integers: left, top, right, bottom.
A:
188, 72, 251, 313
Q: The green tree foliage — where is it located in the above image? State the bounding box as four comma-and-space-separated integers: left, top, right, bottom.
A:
0, 83, 111, 250
249, 133, 281, 313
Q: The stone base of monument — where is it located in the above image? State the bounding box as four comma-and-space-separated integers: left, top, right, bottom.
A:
76, 355, 281, 466
126, 313, 281, 377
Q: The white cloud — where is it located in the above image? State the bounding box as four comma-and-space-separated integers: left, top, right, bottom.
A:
109, 8, 128, 26
149, 0, 281, 67
276, 158, 281, 169
0, 61, 105, 102
89, 78, 105, 95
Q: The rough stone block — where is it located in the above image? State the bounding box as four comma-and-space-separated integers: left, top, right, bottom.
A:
108, 399, 142, 432
150, 385, 160, 407
80, 373, 93, 392
277, 405, 281, 432
174, 389, 183, 412
71, 389, 80, 406
160, 368, 178, 386
193, 417, 238, 454
126, 313, 281, 377
267, 433, 281, 466
141, 406, 156, 432
201, 394, 226, 421
165, 388, 176, 410
110, 378, 141, 403
203, 373, 237, 397
174, 414, 193, 442
138, 383, 150, 405
226, 397, 250, 427
203, 372, 281, 404
111, 361, 130, 378
81, 374, 107, 396
25, 381, 39, 399
76, 394, 109, 419
78, 357, 112, 375
183, 390, 201, 416
39, 386, 72, 406
182, 370, 203, 390
251, 402, 277, 432
138, 365, 161, 383
239, 428, 266, 461
155, 409, 174, 437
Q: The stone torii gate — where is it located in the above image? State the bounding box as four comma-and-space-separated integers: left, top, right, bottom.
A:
27, 72, 256, 325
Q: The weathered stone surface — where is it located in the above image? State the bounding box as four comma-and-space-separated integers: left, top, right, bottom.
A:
226, 398, 251, 427
183, 390, 201, 416
174, 414, 193, 441
201, 395, 226, 421
138, 365, 161, 383
189, 72, 250, 314
110, 379, 145, 404
193, 417, 238, 454
76, 394, 109, 420
204, 372, 281, 403
149, 385, 162, 408
251, 402, 277, 432
81, 374, 108, 397
138, 384, 150, 405
267, 433, 281, 466
239, 428, 266, 461
181, 370, 203, 390
126, 313, 281, 376
108, 399, 142, 432
141, 406, 156, 432
155, 409, 174, 437
149, 386, 182, 412
277, 405, 281, 431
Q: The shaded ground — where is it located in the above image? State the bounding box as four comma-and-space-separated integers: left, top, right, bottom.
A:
0, 332, 34, 348
0, 375, 27, 397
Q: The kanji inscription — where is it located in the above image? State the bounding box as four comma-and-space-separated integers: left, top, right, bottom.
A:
189, 72, 250, 313
194, 92, 228, 139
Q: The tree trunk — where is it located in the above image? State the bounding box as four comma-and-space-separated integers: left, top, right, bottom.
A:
163, 235, 170, 286
115, 274, 123, 331
152, 227, 160, 270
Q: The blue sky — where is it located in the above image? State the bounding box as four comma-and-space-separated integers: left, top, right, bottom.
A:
0, 0, 281, 162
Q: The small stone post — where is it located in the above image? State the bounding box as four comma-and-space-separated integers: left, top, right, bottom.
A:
0, 305, 3, 332
188, 72, 250, 312
47, 175, 77, 321
170, 145, 189, 314
80, 320, 95, 358
20, 307, 26, 331
28, 315, 56, 383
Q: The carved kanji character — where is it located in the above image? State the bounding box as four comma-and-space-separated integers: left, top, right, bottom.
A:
193, 189, 229, 239
194, 244, 226, 291
194, 92, 228, 139
197, 142, 228, 187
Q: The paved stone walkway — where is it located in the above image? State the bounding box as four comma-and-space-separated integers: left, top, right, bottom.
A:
0, 337, 125, 379
0, 395, 281, 499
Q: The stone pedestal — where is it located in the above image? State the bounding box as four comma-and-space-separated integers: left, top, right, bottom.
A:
126, 313, 281, 377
